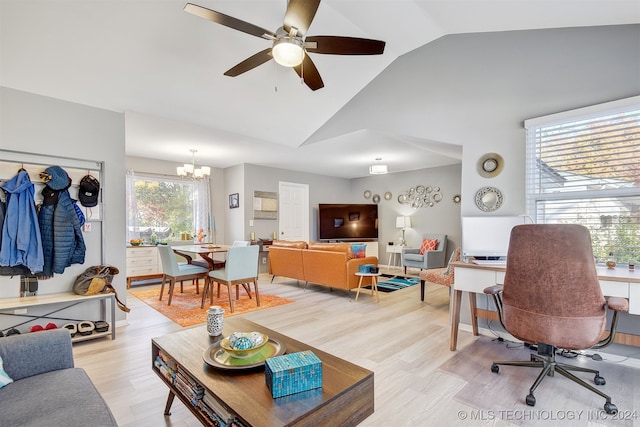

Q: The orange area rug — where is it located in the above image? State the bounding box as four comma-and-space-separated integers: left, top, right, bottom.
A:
130, 284, 294, 327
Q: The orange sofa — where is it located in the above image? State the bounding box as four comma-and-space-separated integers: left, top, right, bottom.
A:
268, 241, 379, 291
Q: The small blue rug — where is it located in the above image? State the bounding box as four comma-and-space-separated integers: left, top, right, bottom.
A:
364, 276, 420, 293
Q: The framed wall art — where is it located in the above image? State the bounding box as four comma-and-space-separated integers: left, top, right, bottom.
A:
229, 193, 239, 209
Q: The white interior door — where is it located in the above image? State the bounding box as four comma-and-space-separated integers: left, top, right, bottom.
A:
278, 182, 309, 242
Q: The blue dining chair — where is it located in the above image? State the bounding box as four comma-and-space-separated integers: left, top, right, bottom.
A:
157, 245, 209, 306
200, 245, 260, 312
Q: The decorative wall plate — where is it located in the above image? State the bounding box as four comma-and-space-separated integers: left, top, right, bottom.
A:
203, 338, 286, 370
477, 153, 504, 178
363, 190, 371, 199
452, 194, 461, 204
372, 194, 381, 204
397, 185, 443, 208
384, 191, 392, 200
475, 186, 504, 212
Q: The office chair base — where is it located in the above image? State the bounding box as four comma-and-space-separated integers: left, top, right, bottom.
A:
491, 349, 618, 415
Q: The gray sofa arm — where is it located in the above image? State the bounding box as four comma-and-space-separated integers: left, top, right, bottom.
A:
402, 248, 420, 255
423, 249, 446, 269
0, 329, 74, 381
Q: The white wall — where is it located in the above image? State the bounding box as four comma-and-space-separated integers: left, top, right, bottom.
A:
224, 164, 246, 243
234, 163, 462, 259
242, 164, 353, 242
0, 86, 127, 322
308, 24, 640, 217
352, 164, 462, 261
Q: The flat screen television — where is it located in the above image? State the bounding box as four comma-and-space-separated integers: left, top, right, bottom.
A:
318, 204, 378, 241
462, 216, 527, 259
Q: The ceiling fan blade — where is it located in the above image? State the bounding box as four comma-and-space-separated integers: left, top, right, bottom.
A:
224, 49, 273, 77
305, 36, 386, 55
283, 0, 320, 37
184, 3, 275, 40
293, 54, 324, 91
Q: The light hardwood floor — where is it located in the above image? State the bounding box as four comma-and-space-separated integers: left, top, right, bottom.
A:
72, 273, 640, 427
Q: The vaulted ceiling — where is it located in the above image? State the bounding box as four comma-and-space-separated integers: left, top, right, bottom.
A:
2, 0, 639, 178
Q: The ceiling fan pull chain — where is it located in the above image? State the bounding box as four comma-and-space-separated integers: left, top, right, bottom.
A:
274, 60, 278, 92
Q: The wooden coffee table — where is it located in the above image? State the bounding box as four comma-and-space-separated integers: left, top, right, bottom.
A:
152, 317, 374, 426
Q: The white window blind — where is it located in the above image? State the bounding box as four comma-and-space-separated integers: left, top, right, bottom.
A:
525, 96, 640, 264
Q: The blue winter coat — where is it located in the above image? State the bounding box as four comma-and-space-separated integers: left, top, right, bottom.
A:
0, 170, 44, 273
52, 190, 85, 274
38, 188, 85, 276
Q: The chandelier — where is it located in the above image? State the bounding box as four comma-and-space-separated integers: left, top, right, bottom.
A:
177, 149, 210, 179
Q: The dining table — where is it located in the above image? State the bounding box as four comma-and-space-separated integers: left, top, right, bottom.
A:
172, 244, 230, 270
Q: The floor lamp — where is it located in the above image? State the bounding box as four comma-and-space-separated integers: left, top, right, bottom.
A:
396, 216, 412, 246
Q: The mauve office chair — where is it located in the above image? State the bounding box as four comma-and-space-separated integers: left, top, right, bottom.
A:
484, 224, 628, 414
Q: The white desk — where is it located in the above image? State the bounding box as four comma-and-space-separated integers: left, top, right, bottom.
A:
450, 262, 639, 351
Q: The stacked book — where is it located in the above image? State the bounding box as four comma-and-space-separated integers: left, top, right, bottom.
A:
153, 351, 176, 382
154, 351, 246, 427
196, 390, 246, 427
174, 366, 204, 406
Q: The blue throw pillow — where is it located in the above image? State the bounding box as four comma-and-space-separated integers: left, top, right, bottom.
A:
0, 356, 13, 388
351, 244, 366, 258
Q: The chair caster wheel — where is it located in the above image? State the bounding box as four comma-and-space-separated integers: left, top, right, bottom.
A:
526, 394, 536, 406
491, 364, 499, 374
594, 375, 606, 386
604, 402, 617, 415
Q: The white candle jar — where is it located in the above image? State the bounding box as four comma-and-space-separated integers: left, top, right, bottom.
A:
207, 306, 225, 336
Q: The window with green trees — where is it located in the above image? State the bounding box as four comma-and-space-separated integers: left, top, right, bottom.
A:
126, 172, 211, 243
525, 97, 640, 265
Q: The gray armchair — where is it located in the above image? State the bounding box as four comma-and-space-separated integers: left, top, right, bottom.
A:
402, 234, 447, 274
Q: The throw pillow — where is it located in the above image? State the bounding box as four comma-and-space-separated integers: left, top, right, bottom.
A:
0, 356, 13, 388
419, 239, 439, 255
351, 244, 367, 258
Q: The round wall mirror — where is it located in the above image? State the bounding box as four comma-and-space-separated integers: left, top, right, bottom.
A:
477, 153, 504, 178
475, 186, 504, 212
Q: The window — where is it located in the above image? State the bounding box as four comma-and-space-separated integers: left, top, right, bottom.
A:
525, 96, 640, 265
126, 171, 212, 243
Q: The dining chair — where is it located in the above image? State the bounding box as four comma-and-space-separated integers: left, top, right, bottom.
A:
201, 245, 260, 313
186, 240, 251, 270
157, 245, 209, 306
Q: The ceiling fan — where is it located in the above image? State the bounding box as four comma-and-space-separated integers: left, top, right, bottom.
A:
184, 0, 386, 91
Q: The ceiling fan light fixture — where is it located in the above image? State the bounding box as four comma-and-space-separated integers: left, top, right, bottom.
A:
272, 37, 305, 67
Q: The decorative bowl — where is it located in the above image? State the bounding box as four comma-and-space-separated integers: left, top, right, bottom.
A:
129, 241, 142, 246
220, 332, 269, 359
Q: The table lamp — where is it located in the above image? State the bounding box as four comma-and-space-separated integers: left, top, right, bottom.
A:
396, 216, 412, 246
